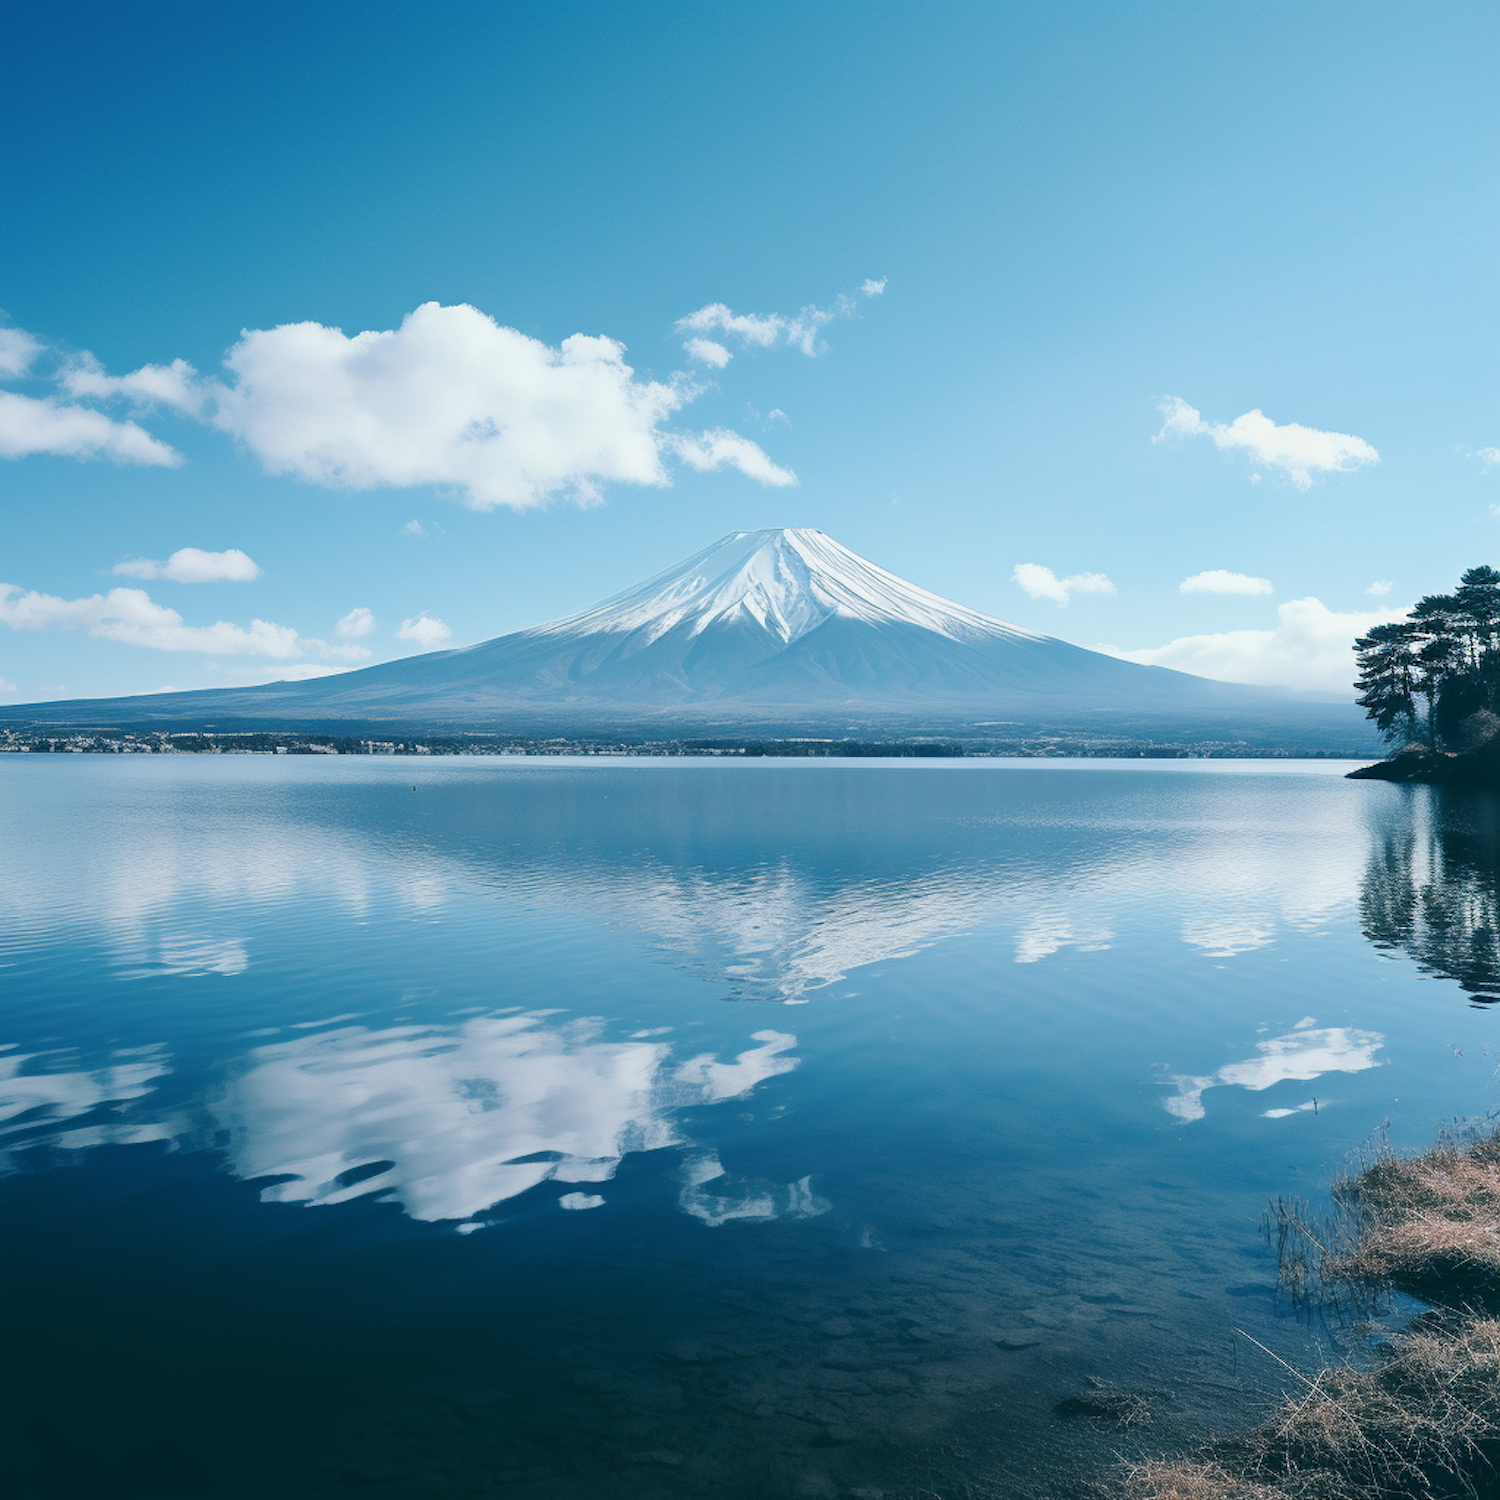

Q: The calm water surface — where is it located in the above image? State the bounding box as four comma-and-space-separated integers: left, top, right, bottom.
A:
4, 757, 1500, 1499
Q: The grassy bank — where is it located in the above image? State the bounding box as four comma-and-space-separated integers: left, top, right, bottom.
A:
1123, 1129, 1500, 1500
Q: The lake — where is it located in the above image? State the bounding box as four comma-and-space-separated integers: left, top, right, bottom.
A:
4, 756, 1498, 1499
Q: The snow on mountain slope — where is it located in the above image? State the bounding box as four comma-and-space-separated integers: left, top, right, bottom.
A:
526, 528, 1046, 649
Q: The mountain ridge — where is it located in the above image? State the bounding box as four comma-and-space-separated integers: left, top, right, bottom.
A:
0, 527, 1376, 747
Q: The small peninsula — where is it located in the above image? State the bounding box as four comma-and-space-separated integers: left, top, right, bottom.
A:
1350, 565, 1500, 782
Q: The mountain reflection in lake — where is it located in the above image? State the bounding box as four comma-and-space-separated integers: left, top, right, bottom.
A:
1360, 786, 1500, 1005
4, 758, 1500, 1500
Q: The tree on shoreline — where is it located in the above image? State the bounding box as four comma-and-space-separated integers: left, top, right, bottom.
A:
1355, 565, 1500, 749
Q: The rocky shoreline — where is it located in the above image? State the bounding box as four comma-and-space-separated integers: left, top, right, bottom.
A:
1347, 744, 1500, 786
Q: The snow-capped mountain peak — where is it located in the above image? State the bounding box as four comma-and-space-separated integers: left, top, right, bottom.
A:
0, 523, 1362, 739
529, 527, 1045, 648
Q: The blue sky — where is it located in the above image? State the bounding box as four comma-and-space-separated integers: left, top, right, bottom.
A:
2, 1, 1498, 701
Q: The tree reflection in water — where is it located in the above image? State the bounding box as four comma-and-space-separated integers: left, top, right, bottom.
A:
1361, 788, 1500, 1005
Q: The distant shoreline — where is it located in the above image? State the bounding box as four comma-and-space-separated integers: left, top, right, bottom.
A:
0, 726, 1368, 760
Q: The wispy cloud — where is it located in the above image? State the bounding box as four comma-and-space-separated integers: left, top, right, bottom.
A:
0, 581, 373, 663
61, 354, 206, 414
667, 429, 797, 487
682, 337, 731, 368
0, 391, 182, 466
1155, 397, 1379, 489
676, 278, 886, 365
113, 547, 262, 583
0, 329, 43, 378
1012, 563, 1115, 605
0, 584, 302, 656
1179, 569, 1273, 596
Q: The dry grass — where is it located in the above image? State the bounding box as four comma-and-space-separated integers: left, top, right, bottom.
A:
1117, 1131, 1500, 1500
1224, 1315, 1500, 1497
1121, 1321, 1500, 1498
1328, 1135, 1500, 1298
1122, 1459, 1286, 1500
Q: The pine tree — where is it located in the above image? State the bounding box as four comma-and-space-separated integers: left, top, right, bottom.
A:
1355, 620, 1419, 744
1456, 565, 1500, 703
1359, 567, 1500, 751
1416, 632, 1459, 746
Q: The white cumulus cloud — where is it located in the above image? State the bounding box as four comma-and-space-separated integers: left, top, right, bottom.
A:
112, 547, 262, 583
860, 278, 887, 298
1100, 598, 1407, 694
1366, 580, 1393, 597
335, 607, 376, 639
1179, 569, 1273, 596
0, 391, 182, 466
1155, 396, 1379, 489
398, 612, 451, 650
1470, 447, 1500, 469
0, 584, 303, 657
207, 304, 697, 510
6, 305, 795, 507
1012, 563, 1116, 605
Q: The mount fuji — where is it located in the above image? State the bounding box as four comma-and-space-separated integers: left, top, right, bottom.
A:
1, 528, 1371, 744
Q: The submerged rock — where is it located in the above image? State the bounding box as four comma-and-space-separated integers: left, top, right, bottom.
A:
1054, 1389, 1153, 1428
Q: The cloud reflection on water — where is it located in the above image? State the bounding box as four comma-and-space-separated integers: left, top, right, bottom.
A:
216, 1016, 802, 1224
679, 1149, 830, 1227
0, 1016, 811, 1229
1180, 915, 1275, 958
1, 764, 1419, 1233
121, 935, 249, 977
1013, 911, 1113, 963
1164, 1020, 1384, 1122
0, 1044, 174, 1165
